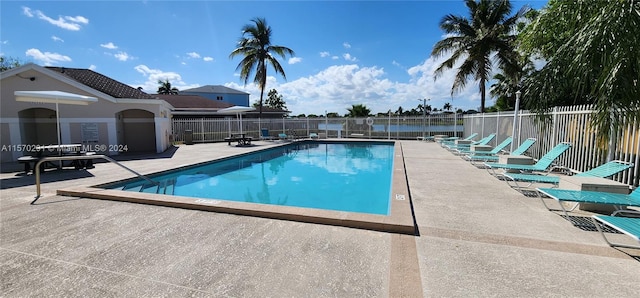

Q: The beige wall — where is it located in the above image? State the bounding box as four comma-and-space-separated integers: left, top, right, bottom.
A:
1, 66, 172, 162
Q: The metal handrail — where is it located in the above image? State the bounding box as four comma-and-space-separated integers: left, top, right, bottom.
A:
32, 154, 157, 204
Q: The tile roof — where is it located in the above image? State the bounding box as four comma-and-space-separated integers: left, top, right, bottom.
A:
45, 67, 156, 99
155, 94, 234, 109
180, 85, 249, 95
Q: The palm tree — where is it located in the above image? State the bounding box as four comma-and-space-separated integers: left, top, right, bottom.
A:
229, 17, 295, 118
346, 104, 371, 117
157, 79, 178, 94
431, 0, 528, 112
519, 0, 640, 144
443, 102, 452, 112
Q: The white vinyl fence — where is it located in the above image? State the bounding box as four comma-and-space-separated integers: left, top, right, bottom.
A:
463, 105, 639, 187
171, 113, 462, 143
171, 105, 638, 187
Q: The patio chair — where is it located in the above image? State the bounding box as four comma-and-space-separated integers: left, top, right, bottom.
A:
260, 128, 274, 141
460, 137, 511, 158
465, 138, 537, 165
591, 214, 640, 249
309, 132, 319, 139
484, 142, 572, 176
278, 133, 289, 142
447, 133, 496, 153
504, 160, 634, 190
438, 132, 478, 147
416, 135, 435, 142
536, 187, 639, 216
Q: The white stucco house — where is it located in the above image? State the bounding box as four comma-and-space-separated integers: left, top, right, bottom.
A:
0, 63, 173, 163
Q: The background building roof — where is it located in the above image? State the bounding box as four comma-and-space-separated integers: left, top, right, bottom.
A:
45, 66, 155, 99
155, 94, 234, 109
181, 85, 249, 95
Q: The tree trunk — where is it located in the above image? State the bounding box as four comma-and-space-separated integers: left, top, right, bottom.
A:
479, 79, 486, 112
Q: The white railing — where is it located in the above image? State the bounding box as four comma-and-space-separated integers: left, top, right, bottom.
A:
171, 113, 462, 143
463, 105, 639, 187
171, 107, 639, 187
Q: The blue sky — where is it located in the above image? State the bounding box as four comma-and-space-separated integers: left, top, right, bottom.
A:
1, 0, 546, 115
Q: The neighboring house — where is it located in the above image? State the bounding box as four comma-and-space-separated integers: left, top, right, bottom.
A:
156, 94, 289, 119
180, 85, 250, 107
0, 63, 173, 163
155, 94, 234, 118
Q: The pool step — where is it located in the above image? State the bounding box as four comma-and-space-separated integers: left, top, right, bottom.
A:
162, 179, 176, 195
140, 182, 159, 194
122, 184, 143, 192
130, 179, 177, 195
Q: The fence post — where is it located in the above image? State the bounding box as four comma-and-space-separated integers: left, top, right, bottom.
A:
551, 106, 558, 147
388, 112, 391, 140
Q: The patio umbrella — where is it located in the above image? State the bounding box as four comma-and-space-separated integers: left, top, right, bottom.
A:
15, 90, 98, 151
217, 106, 256, 134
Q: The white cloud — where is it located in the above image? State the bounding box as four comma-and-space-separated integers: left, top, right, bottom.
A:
25, 48, 71, 65
288, 57, 302, 64
88, 64, 97, 71
133, 65, 199, 93
114, 51, 132, 61
22, 6, 89, 31
331, 56, 339, 60
187, 52, 201, 59
265, 64, 395, 115
22, 7, 34, 17
203, 56, 214, 62
319, 51, 330, 58
222, 52, 483, 116
343, 53, 357, 62
65, 16, 89, 25
343, 42, 351, 49
51, 36, 64, 42
100, 42, 118, 49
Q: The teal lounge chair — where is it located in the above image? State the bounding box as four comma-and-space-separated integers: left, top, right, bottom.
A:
460, 137, 511, 159
591, 214, 640, 249
484, 142, 572, 176
448, 133, 496, 153
278, 133, 289, 141
260, 128, 274, 141
504, 160, 633, 190
536, 187, 639, 216
417, 135, 435, 142
438, 133, 478, 146
309, 132, 319, 139
465, 138, 536, 164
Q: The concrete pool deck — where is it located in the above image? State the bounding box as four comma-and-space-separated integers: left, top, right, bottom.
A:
1, 140, 639, 297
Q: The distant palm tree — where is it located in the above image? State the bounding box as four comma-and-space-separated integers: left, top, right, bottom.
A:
346, 104, 371, 117
157, 79, 178, 94
431, 0, 528, 112
443, 102, 452, 112
229, 17, 295, 118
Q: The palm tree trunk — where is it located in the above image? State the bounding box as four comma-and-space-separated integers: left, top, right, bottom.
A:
480, 79, 486, 112
259, 87, 265, 118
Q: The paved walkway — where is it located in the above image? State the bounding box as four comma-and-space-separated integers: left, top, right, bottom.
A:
1, 140, 639, 297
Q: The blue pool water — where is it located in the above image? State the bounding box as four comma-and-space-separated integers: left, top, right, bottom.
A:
107, 141, 395, 215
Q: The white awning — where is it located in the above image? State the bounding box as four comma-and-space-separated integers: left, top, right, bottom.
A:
15, 90, 98, 105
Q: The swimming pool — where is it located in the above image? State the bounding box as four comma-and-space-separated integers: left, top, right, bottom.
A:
59, 140, 415, 234
106, 141, 394, 215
